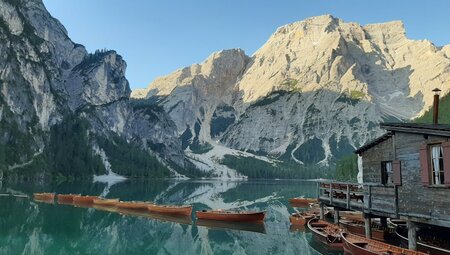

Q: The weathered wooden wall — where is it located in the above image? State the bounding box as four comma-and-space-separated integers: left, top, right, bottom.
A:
361, 136, 394, 183
361, 132, 450, 227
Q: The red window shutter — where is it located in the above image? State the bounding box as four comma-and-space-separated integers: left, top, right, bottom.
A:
419, 144, 430, 186
393, 160, 401, 185
442, 142, 450, 185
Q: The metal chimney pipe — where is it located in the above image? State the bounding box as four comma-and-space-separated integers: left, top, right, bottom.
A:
432, 88, 441, 124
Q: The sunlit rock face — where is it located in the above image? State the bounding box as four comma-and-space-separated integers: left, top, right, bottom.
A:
133, 49, 249, 143
134, 15, 450, 165
0, 0, 184, 170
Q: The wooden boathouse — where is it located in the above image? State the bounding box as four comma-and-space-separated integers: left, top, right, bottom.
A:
317, 121, 450, 251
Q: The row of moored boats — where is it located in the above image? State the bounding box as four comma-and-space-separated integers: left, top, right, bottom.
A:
288, 197, 439, 255
34, 193, 265, 223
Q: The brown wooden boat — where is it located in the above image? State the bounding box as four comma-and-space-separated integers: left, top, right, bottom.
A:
196, 219, 266, 234
195, 210, 265, 223
92, 204, 119, 213
34, 193, 55, 201
307, 218, 343, 250
116, 201, 153, 210
342, 232, 427, 255
93, 198, 119, 206
57, 194, 79, 204
396, 227, 450, 255
72, 195, 99, 204
118, 208, 192, 225
290, 211, 317, 226
290, 224, 306, 232
289, 197, 317, 206
340, 219, 394, 242
339, 211, 364, 221
147, 204, 192, 216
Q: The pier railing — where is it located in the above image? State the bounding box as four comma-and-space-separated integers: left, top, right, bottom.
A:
317, 180, 398, 217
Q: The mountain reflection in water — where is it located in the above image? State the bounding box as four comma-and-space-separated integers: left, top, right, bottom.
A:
0, 179, 338, 255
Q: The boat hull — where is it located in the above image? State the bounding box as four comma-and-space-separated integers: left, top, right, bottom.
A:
290, 213, 315, 226
396, 228, 450, 255
307, 218, 343, 250
196, 211, 265, 223
118, 208, 192, 225
147, 205, 192, 216
116, 201, 152, 210
340, 220, 391, 242
289, 197, 317, 206
57, 194, 78, 204
93, 198, 119, 206
34, 193, 55, 201
73, 196, 99, 204
342, 232, 427, 255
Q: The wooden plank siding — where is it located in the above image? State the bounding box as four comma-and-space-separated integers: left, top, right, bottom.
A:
360, 136, 395, 183
361, 132, 450, 227
319, 131, 450, 228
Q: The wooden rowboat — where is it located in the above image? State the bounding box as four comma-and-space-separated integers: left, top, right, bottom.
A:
396, 226, 450, 255
307, 218, 343, 250
118, 208, 192, 225
339, 211, 364, 221
340, 219, 394, 242
290, 211, 317, 226
342, 232, 427, 255
289, 197, 317, 206
92, 204, 119, 213
57, 194, 79, 204
147, 204, 192, 216
93, 198, 119, 206
34, 193, 55, 201
195, 210, 265, 223
72, 195, 99, 204
116, 201, 153, 210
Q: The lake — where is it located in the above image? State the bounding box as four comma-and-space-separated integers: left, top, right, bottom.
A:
0, 179, 342, 255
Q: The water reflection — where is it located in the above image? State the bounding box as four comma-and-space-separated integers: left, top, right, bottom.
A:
0, 179, 325, 255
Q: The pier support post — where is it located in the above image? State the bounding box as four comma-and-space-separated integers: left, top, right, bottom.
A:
364, 214, 372, 239
380, 217, 387, 229
407, 220, 417, 251
334, 208, 340, 224
319, 203, 325, 220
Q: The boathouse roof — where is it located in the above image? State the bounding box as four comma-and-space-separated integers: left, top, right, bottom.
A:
354, 123, 450, 154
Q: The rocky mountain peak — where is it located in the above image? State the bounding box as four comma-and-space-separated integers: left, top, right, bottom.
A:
200, 49, 248, 81
132, 48, 248, 99
133, 15, 450, 171
273, 14, 340, 37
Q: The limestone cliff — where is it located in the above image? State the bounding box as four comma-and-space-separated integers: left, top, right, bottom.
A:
0, 0, 184, 178
134, 15, 450, 167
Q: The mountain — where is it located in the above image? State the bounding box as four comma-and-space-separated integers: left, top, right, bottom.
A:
0, 0, 190, 180
133, 15, 450, 173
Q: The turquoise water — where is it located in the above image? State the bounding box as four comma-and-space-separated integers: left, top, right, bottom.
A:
0, 180, 342, 255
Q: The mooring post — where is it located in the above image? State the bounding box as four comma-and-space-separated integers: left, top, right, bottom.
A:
364, 213, 372, 239
319, 203, 325, 220
316, 182, 320, 200
334, 208, 340, 224
380, 217, 387, 229
407, 220, 417, 251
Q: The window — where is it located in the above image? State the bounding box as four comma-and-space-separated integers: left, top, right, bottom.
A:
381, 161, 393, 185
430, 144, 445, 185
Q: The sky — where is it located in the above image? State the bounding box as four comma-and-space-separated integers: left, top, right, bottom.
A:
43, 0, 450, 90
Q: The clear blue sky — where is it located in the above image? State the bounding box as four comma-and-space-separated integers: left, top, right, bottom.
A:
43, 0, 450, 90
